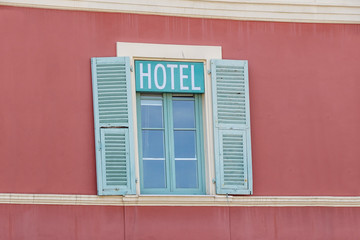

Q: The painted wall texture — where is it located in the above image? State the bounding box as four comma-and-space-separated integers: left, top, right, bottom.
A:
1, 204, 360, 240
0, 6, 360, 196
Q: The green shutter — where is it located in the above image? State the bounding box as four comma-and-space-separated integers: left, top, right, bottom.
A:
91, 57, 135, 195
211, 59, 252, 195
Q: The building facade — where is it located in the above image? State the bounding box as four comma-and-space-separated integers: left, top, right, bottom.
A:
1, 1, 360, 239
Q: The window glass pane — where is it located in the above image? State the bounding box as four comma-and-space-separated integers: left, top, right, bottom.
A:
174, 131, 196, 158
142, 130, 165, 158
175, 160, 198, 188
141, 99, 163, 128
173, 99, 195, 128
139, 93, 203, 194
143, 160, 166, 188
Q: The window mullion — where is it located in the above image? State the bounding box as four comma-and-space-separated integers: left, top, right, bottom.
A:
163, 93, 174, 192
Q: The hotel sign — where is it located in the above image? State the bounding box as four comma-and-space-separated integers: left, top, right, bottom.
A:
135, 60, 204, 93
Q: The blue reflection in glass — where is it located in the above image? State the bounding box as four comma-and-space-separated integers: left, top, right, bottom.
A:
143, 160, 166, 188
141, 99, 163, 128
173, 99, 195, 128
142, 130, 164, 158
175, 160, 197, 188
174, 131, 196, 158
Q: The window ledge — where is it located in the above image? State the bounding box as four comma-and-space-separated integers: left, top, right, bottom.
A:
1, 193, 360, 207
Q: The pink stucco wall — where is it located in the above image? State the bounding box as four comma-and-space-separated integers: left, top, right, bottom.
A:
1, 204, 360, 240
0, 6, 360, 195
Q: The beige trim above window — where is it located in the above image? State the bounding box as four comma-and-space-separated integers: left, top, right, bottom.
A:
1, 0, 360, 24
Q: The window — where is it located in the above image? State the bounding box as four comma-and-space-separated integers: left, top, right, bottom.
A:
91, 43, 253, 196
138, 94, 204, 194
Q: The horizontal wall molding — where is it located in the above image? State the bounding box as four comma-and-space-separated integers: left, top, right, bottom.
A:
1, 0, 360, 24
1, 193, 360, 207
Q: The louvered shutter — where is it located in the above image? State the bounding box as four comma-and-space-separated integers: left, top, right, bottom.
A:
91, 57, 135, 195
211, 59, 252, 195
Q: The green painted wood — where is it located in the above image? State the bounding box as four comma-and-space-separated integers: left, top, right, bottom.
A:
211, 59, 253, 195
194, 94, 206, 194
91, 57, 135, 195
100, 128, 133, 195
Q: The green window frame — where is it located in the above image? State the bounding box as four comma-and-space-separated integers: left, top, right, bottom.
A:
136, 93, 205, 195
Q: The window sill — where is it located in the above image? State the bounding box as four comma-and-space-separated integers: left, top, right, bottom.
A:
1, 193, 360, 207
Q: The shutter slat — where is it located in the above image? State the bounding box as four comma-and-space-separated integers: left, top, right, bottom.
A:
93, 58, 130, 127
222, 132, 246, 186
101, 128, 128, 188
212, 59, 252, 195
92, 57, 135, 196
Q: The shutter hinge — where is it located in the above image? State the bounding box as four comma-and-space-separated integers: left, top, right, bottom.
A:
130, 65, 133, 72
207, 69, 211, 74
212, 178, 216, 184
135, 178, 138, 183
